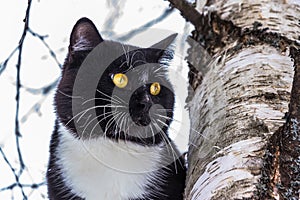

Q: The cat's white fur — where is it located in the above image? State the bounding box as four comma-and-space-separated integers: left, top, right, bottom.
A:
56, 123, 166, 200
73, 36, 95, 51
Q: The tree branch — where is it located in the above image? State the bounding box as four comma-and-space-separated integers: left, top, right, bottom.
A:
277, 47, 300, 199
0, 0, 39, 199
15, 0, 32, 176
28, 29, 62, 68
117, 8, 174, 41
289, 48, 300, 120
167, 0, 202, 28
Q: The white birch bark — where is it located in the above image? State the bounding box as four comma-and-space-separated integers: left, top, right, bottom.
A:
185, 0, 299, 199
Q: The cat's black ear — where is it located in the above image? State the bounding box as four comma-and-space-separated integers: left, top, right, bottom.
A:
149, 33, 177, 60
69, 17, 104, 52
150, 33, 177, 50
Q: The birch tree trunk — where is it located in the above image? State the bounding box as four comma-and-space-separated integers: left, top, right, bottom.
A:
167, 0, 300, 199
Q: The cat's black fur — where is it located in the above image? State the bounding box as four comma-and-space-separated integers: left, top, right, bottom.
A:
47, 17, 186, 200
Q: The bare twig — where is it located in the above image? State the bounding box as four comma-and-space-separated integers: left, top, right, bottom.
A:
23, 78, 59, 95
28, 29, 62, 68
103, 0, 126, 38
0, 147, 46, 194
117, 8, 174, 41
0, 47, 18, 75
21, 77, 59, 123
15, 0, 32, 180
0, 0, 49, 199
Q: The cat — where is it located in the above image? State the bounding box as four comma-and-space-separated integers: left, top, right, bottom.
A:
46, 17, 186, 200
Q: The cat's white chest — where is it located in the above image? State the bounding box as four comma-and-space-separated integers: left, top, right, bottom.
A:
56, 124, 163, 200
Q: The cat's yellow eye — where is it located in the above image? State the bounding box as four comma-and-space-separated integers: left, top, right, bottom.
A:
113, 73, 128, 88
150, 82, 161, 96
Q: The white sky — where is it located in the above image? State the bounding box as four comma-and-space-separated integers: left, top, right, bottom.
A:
0, 0, 190, 199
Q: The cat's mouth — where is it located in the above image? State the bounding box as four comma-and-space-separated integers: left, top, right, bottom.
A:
132, 115, 152, 126
130, 101, 160, 127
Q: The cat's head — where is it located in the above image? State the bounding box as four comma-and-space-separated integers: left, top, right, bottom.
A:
55, 18, 176, 145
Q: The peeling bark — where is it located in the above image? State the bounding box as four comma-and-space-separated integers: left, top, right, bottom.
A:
186, 45, 293, 199
277, 48, 300, 199
206, 0, 300, 43
167, 0, 300, 199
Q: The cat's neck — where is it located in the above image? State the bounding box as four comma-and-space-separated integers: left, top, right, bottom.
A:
54, 122, 168, 200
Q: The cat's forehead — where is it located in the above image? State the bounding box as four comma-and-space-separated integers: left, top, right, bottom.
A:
131, 64, 151, 83
127, 61, 167, 84
106, 41, 163, 65
93, 40, 169, 85
109, 43, 166, 78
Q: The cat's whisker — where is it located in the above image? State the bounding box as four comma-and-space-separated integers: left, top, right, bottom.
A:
152, 121, 179, 173
136, 126, 150, 145
154, 66, 167, 72
161, 122, 203, 150
105, 112, 122, 137
122, 113, 130, 141
121, 44, 130, 66
154, 113, 210, 141
75, 104, 124, 125
131, 59, 147, 68
113, 111, 126, 136
103, 114, 118, 139
117, 112, 128, 132
81, 111, 115, 138
124, 121, 148, 143
155, 119, 184, 173
156, 114, 189, 131
96, 89, 122, 104
154, 74, 166, 78
112, 95, 127, 104
155, 72, 168, 78
114, 112, 126, 140
155, 114, 215, 150
151, 121, 169, 151
127, 122, 145, 143
153, 114, 172, 124
153, 65, 167, 74
85, 111, 117, 139
149, 124, 156, 145
66, 109, 88, 126
156, 108, 173, 111
130, 50, 145, 67
123, 117, 136, 135
65, 104, 113, 126
57, 89, 83, 99
153, 113, 172, 121
79, 114, 92, 128
155, 70, 167, 77
113, 111, 124, 129
82, 97, 120, 105
119, 59, 129, 69
153, 67, 161, 74
110, 96, 125, 106
92, 111, 121, 135
104, 111, 120, 137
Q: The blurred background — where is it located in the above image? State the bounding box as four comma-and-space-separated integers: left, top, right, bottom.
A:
0, 0, 191, 199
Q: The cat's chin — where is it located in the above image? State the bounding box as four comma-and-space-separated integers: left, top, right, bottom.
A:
132, 118, 151, 126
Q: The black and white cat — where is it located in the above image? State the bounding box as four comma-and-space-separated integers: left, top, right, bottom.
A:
46, 17, 186, 200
